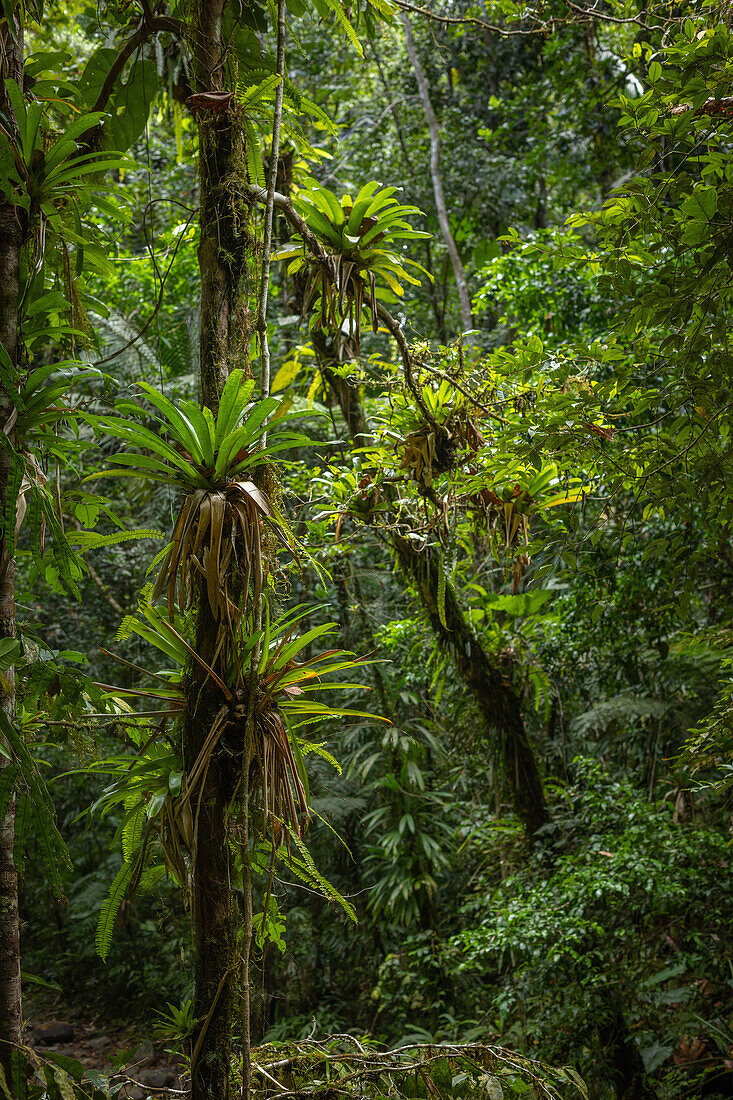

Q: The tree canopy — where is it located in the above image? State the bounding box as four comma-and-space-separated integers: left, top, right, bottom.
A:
1, 1, 733, 1099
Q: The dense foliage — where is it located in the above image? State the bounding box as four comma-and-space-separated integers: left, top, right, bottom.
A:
2, 1, 733, 1099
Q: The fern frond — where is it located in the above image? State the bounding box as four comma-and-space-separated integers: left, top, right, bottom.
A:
2, 451, 24, 556
0, 712, 71, 897
96, 860, 134, 961
67, 528, 164, 550
284, 827, 357, 922
243, 118, 266, 187
297, 740, 342, 774
239, 73, 281, 110
90, 311, 159, 369
121, 804, 145, 863
319, 0, 363, 56
115, 614, 138, 641
139, 863, 166, 892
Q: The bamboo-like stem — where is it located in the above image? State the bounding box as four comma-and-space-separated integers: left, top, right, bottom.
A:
257, 0, 287, 444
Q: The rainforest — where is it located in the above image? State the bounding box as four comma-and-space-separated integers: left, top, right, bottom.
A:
1, 0, 733, 1097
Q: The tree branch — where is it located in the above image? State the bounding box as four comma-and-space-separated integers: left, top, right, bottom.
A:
92, 16, 182, 114
394, 0, 663, 33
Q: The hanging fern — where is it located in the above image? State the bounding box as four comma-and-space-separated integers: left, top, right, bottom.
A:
66, 528, 164, 551
2, 450, 24, 559
283, 826, 357, 923
297, 740, 342, 774
121, 801, 146, 863
313, 0, 364, 56
96, 859, 134, 961
0, 711, 71, 898
243, 117, 266, 188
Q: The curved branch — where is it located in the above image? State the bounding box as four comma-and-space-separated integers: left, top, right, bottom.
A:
81, 12, 184, 148
375, 302, 438, 429
248, 185, 327, 261
92, 17, 183, 113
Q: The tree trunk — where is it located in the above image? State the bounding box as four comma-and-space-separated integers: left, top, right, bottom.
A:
0, 14, 25, 1076
185, 2, 254, 1095
402, 14, 473, 335
312, 344, 548, 838
392, 537, 548, 838
183, 606, 236, 1100
597, 996, 659, 1099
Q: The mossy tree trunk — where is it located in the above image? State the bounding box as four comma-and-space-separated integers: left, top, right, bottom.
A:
0, 14, 25, 1076
392, 536, 548, 838
311, 343, 548, 839
185, 3, 254, 1097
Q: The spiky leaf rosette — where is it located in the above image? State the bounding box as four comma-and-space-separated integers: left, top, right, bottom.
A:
86, 370, 304, 623
230, 605, 389, 837
272, 179, 431, 349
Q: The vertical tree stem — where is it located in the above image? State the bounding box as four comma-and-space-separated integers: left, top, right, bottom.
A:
240, 742, 253, 1100
187, 0, 249, 1095
0, 12, 25, 1077
257, 0, 287, 442
401, 13, 473, 335
240, 11, 286, 1090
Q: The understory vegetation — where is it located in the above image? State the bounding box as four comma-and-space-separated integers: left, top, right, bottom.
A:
2, 0, 733, 1098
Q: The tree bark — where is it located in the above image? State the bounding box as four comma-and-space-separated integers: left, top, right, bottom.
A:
392, 536, 548, 838
183, 604, 236, 1100
185, 2, 253, 1096
195, 0, 253, 417
0, 13, 25, 1078
402, 14, 473, 335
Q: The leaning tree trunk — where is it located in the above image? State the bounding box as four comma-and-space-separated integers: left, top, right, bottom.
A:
0, 14, 25, 1076
310, 333, 548, 838
392, 536, 548, 838
185, 3, 254, 1096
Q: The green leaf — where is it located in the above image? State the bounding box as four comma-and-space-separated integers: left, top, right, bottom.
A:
485, 591, 553, 616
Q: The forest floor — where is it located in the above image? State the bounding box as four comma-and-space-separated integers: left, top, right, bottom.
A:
25, 1009, 183, 1098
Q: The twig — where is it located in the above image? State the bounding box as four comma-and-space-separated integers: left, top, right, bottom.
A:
394, 0, 668, 32
416, 362, 509, 425
252, 1061, 288, 1091
375, 303, 438, 430
112, 1075, 187, 1097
